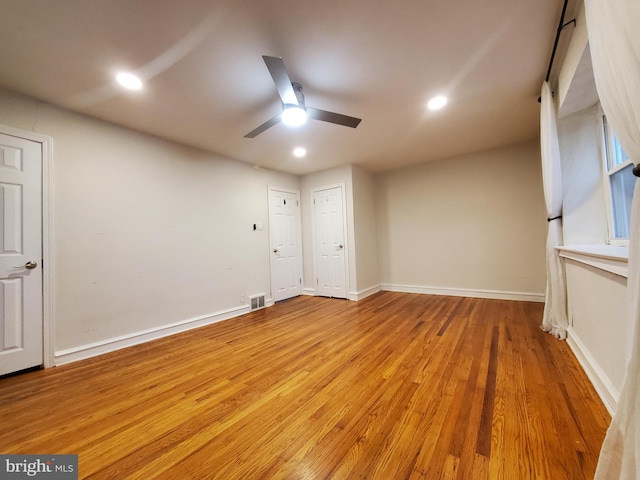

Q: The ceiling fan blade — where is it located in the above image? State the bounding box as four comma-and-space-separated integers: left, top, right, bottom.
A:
262, 56, 299, 106
306, 107, 362, 128
244, 113, 282, 138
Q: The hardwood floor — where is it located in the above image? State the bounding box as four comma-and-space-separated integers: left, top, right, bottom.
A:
0, 293, 610, 479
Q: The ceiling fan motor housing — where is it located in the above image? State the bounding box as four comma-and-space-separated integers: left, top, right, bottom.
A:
290, 82, 305, 108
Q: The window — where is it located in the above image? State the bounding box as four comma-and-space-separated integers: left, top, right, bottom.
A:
602, 114, 635, 244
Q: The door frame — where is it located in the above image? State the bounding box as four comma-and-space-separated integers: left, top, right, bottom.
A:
0, 124, 54, 368
311, 183, 349, 298
268, 185, 303, 302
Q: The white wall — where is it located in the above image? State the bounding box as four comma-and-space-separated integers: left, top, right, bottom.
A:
351, 165, 380, 297
375, 141, 547, 300
556, 2, 589, 110
558, 105, 609, 244
0, 87, 298, 358
564, 261, 627, 412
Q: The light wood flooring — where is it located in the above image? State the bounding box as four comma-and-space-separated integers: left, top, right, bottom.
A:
0, 292, 610, 479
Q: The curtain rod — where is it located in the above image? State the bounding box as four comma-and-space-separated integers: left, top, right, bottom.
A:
538, 0, 576, 102
545, 0, 576, 82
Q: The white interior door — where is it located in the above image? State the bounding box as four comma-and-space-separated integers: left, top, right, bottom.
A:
0, 133, 43, 376
313, 186, 347, 298
269, 187, 302, 302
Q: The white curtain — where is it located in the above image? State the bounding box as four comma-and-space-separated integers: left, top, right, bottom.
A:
585, 1, 640, 479
540, 81, 568, 340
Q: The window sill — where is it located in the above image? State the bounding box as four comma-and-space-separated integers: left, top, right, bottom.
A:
556, 244, 629, 278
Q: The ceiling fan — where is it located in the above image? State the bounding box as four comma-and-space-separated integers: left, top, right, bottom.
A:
244, 56, 362, 138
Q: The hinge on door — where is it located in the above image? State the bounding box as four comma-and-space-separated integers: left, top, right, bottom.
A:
299, 278, 302, 284
296, 200, 299, 206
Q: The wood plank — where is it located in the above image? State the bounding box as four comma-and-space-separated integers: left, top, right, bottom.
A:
0, 293, 610, 479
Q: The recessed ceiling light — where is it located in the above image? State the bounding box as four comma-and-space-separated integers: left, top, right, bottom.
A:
282, 105, 308, 126
427, 95, 447, 111
293, 147, 307, 158
116, 72, 143, 91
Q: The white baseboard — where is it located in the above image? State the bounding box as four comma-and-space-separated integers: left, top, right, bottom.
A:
55, 304, 254, 366
567, 326, 618, 415
380, 283, 545, 302
304, 284, 539, 302
303, 285, 381, 301
348, 285, 381, 301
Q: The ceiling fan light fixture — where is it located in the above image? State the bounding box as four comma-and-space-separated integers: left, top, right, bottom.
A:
281, 104, 308, 126
427, 95, 447, 111
116, 72, 143, 91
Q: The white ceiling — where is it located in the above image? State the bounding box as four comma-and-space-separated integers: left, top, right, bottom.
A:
0, 0, 569, 175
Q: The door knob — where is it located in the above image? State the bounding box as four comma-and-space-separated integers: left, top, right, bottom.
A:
25, 261, 38, 270
273, 248, 279, 253
338, 244, 344, 249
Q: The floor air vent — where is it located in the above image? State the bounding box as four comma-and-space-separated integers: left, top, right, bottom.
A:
249, 294, 266, 311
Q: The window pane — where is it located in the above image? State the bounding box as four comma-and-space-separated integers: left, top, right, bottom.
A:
603, 117, 629, 171
611, 135, 629, 168
610, 163, 635, 238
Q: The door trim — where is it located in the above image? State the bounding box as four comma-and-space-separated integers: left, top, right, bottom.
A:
310, 183, 349, 298
0, 124, 54, 368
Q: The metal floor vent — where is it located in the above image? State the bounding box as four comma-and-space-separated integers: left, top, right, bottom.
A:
249, 294, 266, 311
